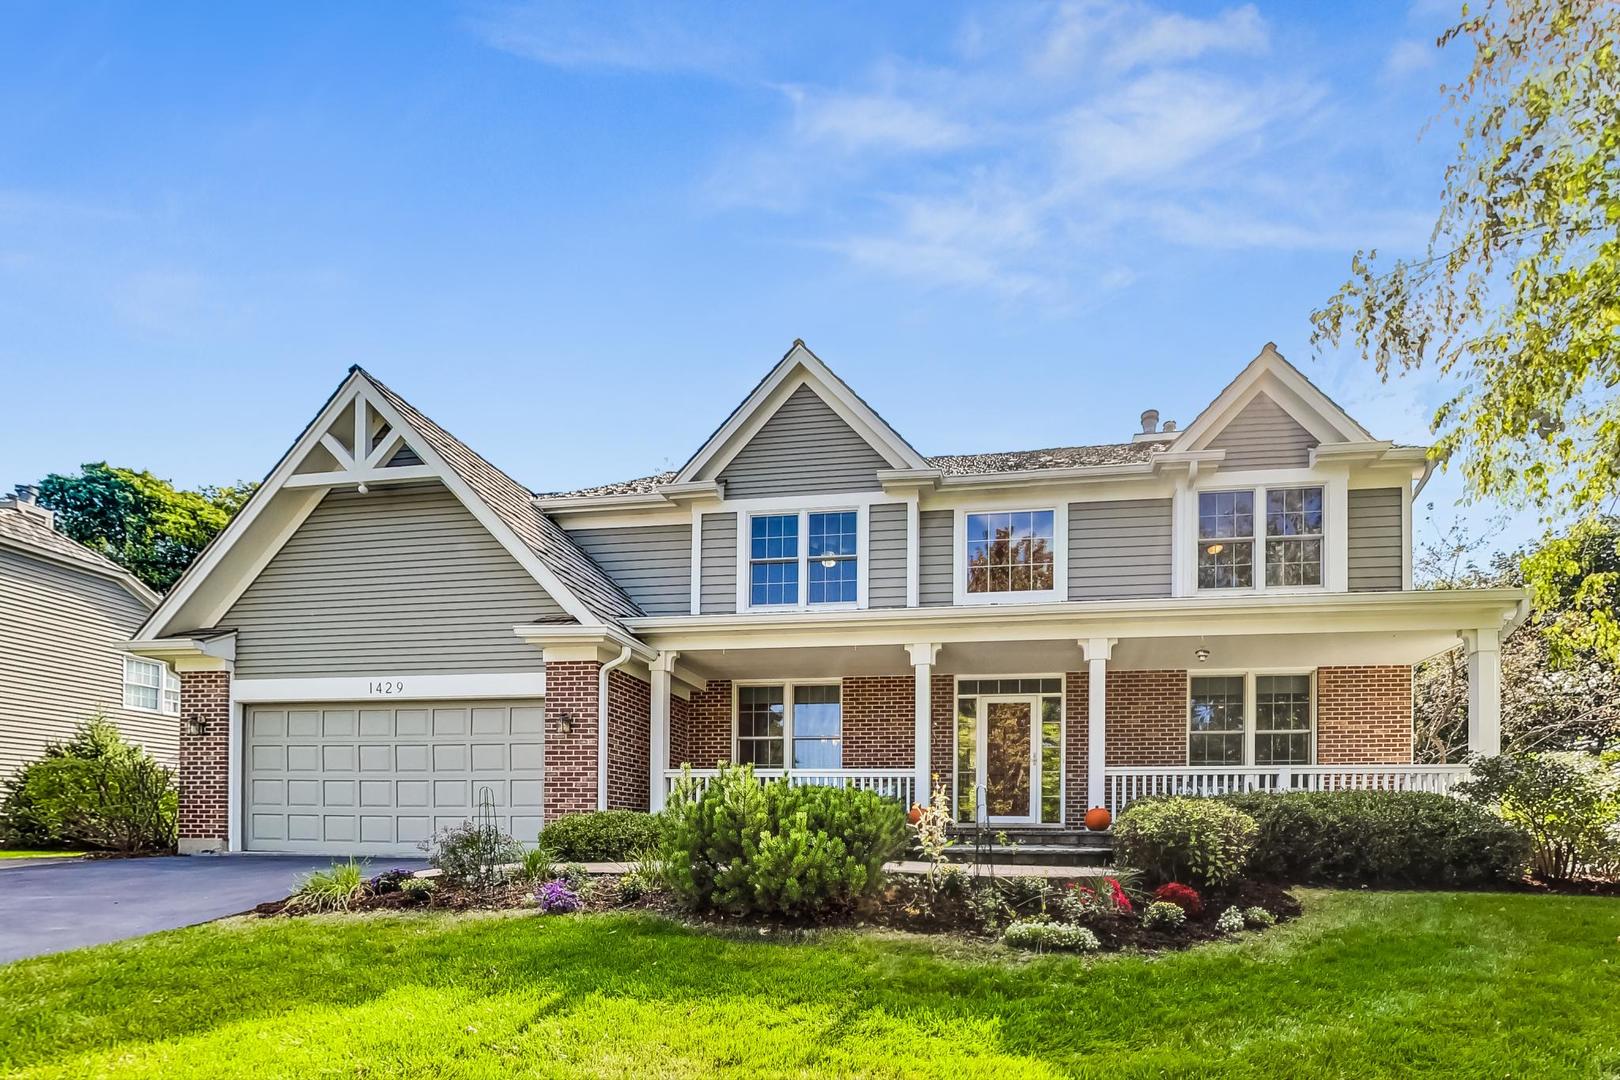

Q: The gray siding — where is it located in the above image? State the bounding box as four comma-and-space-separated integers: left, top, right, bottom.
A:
1348, 487, 1404, 591
718, 384, 889, 498
568, 524, 691, 616
1068, 499, 1173, 600
919, 510, 954, 606
0, 548, 172, 775
868, 503, 908, 608
699, 512, 737, 614
224, 484, 561, 678
1206, 392, 1319, 470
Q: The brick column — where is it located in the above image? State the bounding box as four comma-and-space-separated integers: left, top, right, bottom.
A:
177, 669, 230, 854
605, 668, 651, 812
1317, 665, 1413, 763
543, 660, 601, 820
929, 673, 953, 807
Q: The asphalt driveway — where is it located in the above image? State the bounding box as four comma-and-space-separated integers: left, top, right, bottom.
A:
0, 855, 427, 964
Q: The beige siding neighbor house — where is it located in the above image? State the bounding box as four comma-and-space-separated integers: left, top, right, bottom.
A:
0, 488, 175, 776
128, 342, 1524, 857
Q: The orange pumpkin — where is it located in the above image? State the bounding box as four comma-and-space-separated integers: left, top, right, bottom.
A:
907, 803, 924, 825
1083, 806, 1112, 832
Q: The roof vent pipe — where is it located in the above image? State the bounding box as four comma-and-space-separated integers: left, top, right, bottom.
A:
1161, 420, 1177, 432
1139, 409, 1160, 434
14, 484, 38, 504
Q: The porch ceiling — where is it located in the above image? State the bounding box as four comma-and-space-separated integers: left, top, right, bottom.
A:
668, 628, 1462, 683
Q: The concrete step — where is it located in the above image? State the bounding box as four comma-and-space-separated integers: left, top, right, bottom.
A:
952, 828, 1112, 850
942, 844, 1113, 868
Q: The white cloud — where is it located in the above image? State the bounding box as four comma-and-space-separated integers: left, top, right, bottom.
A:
1036, 1, 1270, 76
787, 89, 974, 154
1383, 38, 1437, 79
467, 2, 738, 75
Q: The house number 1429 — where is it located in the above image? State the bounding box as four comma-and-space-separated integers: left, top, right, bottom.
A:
368, 680, 405, 695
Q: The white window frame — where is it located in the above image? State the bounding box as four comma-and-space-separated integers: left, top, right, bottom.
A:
731, 679, 844, 769
1186, 669, 1316, 767
951, 674, 1066, 827
739, 505, 865, 612
951, 504, 1067, 605
124, 656, 180, 716
1192, 481, 1328, 595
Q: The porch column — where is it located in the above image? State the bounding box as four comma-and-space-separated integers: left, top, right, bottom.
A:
648, 651, 677, 811
1080, 638, 1116, 812
1462, 628, 1502, 757
907, 643, 941, 808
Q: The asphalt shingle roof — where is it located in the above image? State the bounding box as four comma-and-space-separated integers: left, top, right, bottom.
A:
361, 370, 641, 625
0, 502, 156, 604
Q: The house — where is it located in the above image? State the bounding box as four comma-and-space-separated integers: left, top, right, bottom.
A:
127, 342, 1526, 856
1, 486, 178, 775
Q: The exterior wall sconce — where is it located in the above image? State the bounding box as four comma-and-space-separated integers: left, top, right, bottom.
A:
557, 712, 574, 735
1195, 648, 1211, 664
184, 714, 209, 737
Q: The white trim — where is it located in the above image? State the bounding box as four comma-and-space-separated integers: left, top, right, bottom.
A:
737, 507, 866, 613
730, 677, 846, 769
1188, 478, 1335, 597
1400, 482, 1415, 590
674, 342, 928, 486
1170, 343, 1373, 451
950, 673, 1067, 827
905, 495, 920, 608
227, 687, 242, 852
1187, 668, 1316, 767
689, 504, 702, 615
951, 504, 1068, 606
122, 655, 181, 716
230, 672, 548, 703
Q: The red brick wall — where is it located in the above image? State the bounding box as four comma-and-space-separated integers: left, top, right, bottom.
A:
842, 675, 913, 768
685, 679, 732, 767
929, 672, 953, 805
604, 668, 651, 811
1106, 670, 1189, 767
177, 669, 230, 851
543, 660, 600, 820
1065, 671, 1088, 826
668, 691, 691, 766
1317, 665, 1413, 764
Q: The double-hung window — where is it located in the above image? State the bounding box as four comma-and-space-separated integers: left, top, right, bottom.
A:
748, 510, 858, 608
1197, 486, 1323, 590
123, 656, 180, 715
1188, 672, 1314, 767
965, 509, 1056, 596
736, 682, 843, 769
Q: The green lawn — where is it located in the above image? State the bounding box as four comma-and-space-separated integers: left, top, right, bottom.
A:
0, 851, 83, 861
1, 890, 1616, 1078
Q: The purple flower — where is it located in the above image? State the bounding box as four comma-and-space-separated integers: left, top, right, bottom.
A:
536, 879, 582, 914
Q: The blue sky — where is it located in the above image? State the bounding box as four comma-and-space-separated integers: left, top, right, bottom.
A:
0, 1, 1537, 559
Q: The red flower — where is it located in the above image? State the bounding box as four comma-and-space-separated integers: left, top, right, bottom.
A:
1153, 882, 1204, 916
1106, 876, 1134, 914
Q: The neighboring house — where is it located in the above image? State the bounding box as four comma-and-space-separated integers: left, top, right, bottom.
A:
128, 342, 1526, 856
1, 486, 177, 776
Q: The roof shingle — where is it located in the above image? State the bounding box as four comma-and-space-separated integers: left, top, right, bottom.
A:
0, 503, 157, 604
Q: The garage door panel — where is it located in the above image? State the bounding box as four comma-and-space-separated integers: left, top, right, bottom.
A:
246, 698, 545, 856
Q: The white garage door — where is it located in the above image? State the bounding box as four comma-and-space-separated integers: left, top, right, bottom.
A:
245, 700, 545, 856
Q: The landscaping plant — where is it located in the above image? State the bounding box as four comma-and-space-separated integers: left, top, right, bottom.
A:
423, 820, 524, 892
1222, 789, 1531, 886
0, 719, 176, 854
1002, 919, 1101, 953
655, 764, 907, 919
538, 810, 661, 862
1216, 907, 1246, 934
1244, 906, 1276, 929
1152, 882, 1203, 916
1457, 752, 1620, 880
536, 879, 582, 914
912, 775, 954, 888
291, 859, 368, 913
1141, 900, 1188, 931
1113, 797, 1257, 888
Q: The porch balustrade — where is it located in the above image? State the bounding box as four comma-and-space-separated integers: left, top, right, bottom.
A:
1102, 764, 1470, 816
661, 767, 916, 807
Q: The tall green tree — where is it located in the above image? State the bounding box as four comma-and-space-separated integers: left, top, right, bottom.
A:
36, 463, 256, 592
1312, 0, 1620, 661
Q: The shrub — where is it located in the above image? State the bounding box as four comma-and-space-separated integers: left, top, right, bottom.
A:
0, 719, 177, 854
1215, 906, 1245, 934
1113, 797, 1257, 888
1002, 919, 1100, 952
536, 879, 581, 914
1152, 882, 1204, 916
1141, 900, 1187, 930
616, 866, 654, 904
292, 859, 367, 912
538, 810, 661, 862
1222, 789, 1531, 886
1052, 883, 1105, 923
400, 876, 436, 899
1456, 752, 1619, 881
554, 862, 592, 894
517, 848, 552, 884
423, 820, 524, 890
1244, 906, 1275, 928
367, 867, 416, 894
655, 764, 908, 918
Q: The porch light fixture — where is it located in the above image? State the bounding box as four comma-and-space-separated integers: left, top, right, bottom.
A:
1205, 543, 1224, 555
356, 482, 370, 495
1195, 648, 1211, 664
558, 711, 575, 735
184, 714, 209, 737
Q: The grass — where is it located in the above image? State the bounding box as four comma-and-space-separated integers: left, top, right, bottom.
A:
0, 851, 83, 861
0, 890, 1616, 1078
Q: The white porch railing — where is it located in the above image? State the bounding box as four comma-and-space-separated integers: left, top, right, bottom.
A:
1103, 764, 1470, 816
663, 768, 916, 806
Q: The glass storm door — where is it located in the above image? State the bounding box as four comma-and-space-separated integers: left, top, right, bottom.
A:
979, 696, 1039, 823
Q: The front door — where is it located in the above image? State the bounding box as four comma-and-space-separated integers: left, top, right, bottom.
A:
978, 695, 1040, 824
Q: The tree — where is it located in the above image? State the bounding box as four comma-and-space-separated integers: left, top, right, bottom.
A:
1311, 0, 1620, 660
36, 463, 256, 592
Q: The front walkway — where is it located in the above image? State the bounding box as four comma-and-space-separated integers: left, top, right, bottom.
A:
0, 854, 427, 964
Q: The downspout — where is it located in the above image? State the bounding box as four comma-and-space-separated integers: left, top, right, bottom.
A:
598, 645, 634, 811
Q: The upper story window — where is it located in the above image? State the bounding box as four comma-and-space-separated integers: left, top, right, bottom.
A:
1197, 486, 1323, 590
748, 510, 858, 608
123, 656, 180, 715
966, 510, 1055, 595
1189, 672, 1314, 767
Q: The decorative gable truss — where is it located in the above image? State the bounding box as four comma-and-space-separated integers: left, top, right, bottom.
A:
283, 390, 435, 490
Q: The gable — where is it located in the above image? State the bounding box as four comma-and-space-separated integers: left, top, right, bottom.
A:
1203, 392, 1320, 470
223, 483, 564, 678
718, 383, 891, 498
